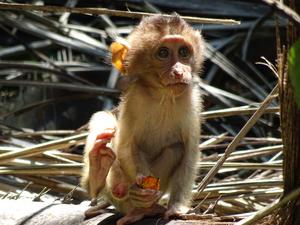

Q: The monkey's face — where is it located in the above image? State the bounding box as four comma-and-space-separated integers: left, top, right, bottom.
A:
151, 35, 194, 95
124, 15, 204, 96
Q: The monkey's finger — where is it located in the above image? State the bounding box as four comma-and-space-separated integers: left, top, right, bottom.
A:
94, 139, 110, 147
89, 181, 105, 199
104, 127, 116, 133
91, 139, 108, 151
97, 147, 116, 158
89, 145, 115, 168
129, 188, 156, 197
91, 149, 116, 167
135, 174, 146, 186
130, 197, 160, 208
88, 141, 107, 160
89, 152, 116, 197
130, 200, 152, 209
129, 185, 157, 196
130, 192, 162, 208
116, 213, 144, 225
129, 190, 158, 199
130, 191, 161, 202
135, 190, 162, 202
89, 140, 112, 158
89, 167, 108, 196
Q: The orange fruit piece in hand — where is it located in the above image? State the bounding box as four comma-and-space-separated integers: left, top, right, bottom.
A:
139, 176, 160, 190
97, 128, 116, 140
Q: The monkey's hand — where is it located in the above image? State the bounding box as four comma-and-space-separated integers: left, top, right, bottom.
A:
89, 129, 116, 198
128, 175, 162, 208
116, 175, 164, 225
164, 203, 189, 220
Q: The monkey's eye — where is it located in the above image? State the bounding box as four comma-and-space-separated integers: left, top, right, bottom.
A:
156, 47, 170, 59
178, 46, 191, 58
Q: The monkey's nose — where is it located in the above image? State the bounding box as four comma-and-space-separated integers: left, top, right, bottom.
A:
174, 70, 183, 79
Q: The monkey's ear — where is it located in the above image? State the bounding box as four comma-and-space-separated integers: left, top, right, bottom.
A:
110, 42, 129, 74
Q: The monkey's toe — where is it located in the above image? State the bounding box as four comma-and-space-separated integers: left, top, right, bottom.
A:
164, 204, 189, 220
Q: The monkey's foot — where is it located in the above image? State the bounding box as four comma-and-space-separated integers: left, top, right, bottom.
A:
117, 204, 166, 225
84, 202, 111, 219
88, 130, 116, 198
164, 203, 189, 220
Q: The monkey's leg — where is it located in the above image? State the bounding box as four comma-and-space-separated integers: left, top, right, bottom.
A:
88, 131, 116, 198
150, 143, 193, 219
164, 145, 199, 219
108, 160, 130, 200
116, 204, 166, 225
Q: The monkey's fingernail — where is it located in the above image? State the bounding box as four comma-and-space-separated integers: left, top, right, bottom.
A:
95, 139, 108, 144
147, 189, 156, 194
104, 128, 116, 133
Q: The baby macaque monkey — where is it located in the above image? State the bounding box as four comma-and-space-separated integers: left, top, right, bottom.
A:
81, 14, 204, 225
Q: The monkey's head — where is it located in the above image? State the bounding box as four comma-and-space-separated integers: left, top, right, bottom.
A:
111, 15, 205, 96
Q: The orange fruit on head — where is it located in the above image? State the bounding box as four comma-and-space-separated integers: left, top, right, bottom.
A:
110, 42, 128, 74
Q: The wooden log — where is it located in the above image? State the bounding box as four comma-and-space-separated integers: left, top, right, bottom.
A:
0, 200, 233, 225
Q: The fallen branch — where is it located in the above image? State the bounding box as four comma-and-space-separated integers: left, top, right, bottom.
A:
261, 0, 300, 26
0, 132, 87, 165
0, 80, 120, 97
236, 186, 300, 225
198, 161, 282, 170
0, 2, 240, 25
0, 164, 82, 175
196, 84, 279, 195
201, 106, 279, 119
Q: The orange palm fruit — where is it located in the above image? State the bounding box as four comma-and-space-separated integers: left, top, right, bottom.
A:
139, 176, 160, 190
110, 42, 128, 74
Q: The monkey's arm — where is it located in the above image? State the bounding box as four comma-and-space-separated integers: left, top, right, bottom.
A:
81, 112, 117, 197
117, 135, 152, 179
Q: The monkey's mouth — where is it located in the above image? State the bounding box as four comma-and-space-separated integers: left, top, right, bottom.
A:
167, 81, 189, 87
